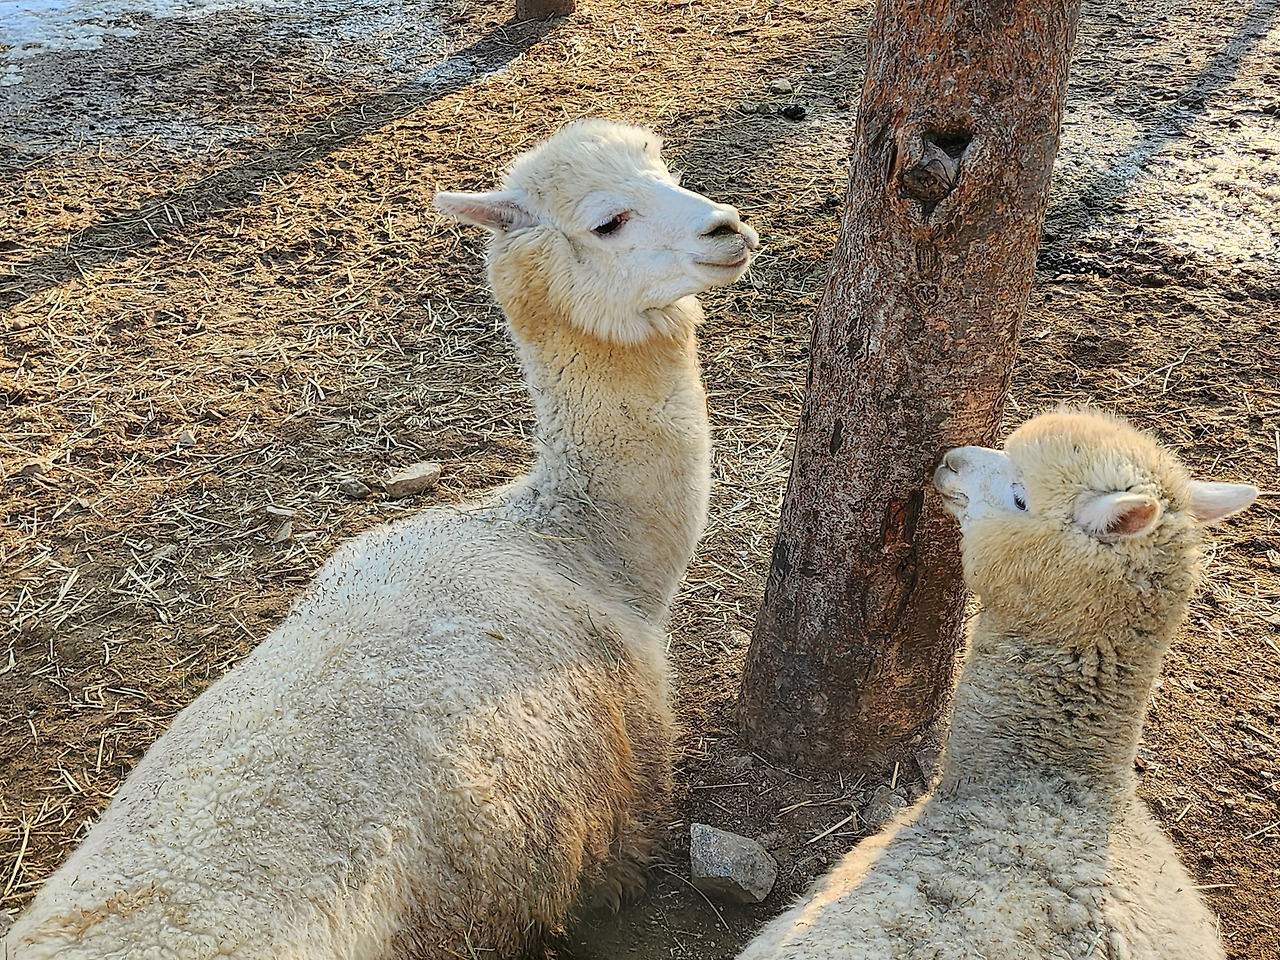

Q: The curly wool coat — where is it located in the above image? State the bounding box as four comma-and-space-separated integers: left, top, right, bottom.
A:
737, 410, 1253, 960
4, 121, 758, 960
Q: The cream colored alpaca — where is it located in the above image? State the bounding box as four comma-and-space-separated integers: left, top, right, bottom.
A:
3, 120, 758, 960
737, 408, 1255, 960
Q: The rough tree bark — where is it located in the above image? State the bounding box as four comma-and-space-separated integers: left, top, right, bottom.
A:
737, 0, 1082, 771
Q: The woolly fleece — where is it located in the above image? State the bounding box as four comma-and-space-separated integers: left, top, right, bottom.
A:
737, 409, 1253, 960
3, 121, 756, 960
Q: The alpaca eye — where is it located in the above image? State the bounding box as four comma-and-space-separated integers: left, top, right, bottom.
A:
592, 214, 627, 236
1012, 484, 1028, 512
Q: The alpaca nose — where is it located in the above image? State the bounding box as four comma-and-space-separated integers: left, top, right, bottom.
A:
701, 204, 744, 239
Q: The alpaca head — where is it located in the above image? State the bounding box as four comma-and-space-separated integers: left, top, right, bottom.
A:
434, 120, 759, 344
933, 408, 1256, 638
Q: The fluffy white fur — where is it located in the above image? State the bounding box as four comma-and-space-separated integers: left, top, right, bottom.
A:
3, 120, 758, 960
737, 408, 1257, 960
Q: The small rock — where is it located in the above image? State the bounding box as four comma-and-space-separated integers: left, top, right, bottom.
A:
914, 747, 943, 781
861, 784, 909, 832
768, 78, 793, 95
271, 519, 293, 543
689, 822, 778, 904
338, 477, 373, 500
177, 429, 196, 448
781, 104, 807, 121
738, 101, 759, 115
385, 461, 442, 499
754, 102, 775, 116
19, 457, 53, 477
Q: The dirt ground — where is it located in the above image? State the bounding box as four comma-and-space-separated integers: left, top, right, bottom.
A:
1, 0, 1278, 957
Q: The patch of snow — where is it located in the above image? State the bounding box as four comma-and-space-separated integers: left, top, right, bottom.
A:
0, 0, 452, 86
0, 0, 272, 62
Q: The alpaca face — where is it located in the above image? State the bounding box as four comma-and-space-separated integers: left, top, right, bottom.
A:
934, 410, 1257, 615
932, 445, 1030, 533
434, 120, 760, 344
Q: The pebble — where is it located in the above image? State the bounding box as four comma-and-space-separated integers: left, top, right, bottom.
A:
178, 429, 196, 448
385, 461, 442, 499
768, 78, 793, 95
861, 783, 910, 832
689, 822, 778, 904
914, 747, 943, 781
19, 458, 53, 477
781, 104, 807, 121
338, 477, 374, 500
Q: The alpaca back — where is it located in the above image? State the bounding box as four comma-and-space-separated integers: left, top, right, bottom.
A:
7, 119, 758, 960
6, 509, 673, 960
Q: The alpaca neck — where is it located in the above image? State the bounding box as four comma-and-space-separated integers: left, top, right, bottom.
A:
499, 297, 710, 620
938, 610, 1176, 806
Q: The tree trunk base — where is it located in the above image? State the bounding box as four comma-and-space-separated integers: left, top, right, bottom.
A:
515, 0, 575, 21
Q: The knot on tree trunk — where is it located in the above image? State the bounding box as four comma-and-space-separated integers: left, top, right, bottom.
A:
900, 137, 966, 203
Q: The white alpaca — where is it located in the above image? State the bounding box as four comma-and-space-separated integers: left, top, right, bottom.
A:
3, 120, 759, 960
737, 408, 1256, 960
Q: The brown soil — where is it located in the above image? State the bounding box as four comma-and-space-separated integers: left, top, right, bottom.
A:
1, 0, 1277, 958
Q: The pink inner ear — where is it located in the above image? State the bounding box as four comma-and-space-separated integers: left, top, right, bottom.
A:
432, 191, 534, 232
1107, 497, 1160, 536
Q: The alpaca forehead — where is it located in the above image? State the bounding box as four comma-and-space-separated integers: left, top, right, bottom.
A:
569, 174, 704, 221
503, 126, 669, 201
520, 162, 677, 219
1005, 413, 1181, 498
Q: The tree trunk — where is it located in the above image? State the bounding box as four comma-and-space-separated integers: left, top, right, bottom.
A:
737, 0, 1082, 772
515, 0, 575, 21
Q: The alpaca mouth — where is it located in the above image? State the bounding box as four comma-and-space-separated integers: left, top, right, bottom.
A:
696, 253, 751, 270
931, 467, 966, 507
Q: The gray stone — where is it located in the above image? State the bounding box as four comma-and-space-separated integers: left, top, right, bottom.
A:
338, 477, 373, 500
768, 78, 793, 95
385, 461, 442, 499
689, 822, 778, 904
914, 746, 943, 781
861, 784, 910, 832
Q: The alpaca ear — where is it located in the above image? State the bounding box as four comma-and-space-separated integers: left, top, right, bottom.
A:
433, 190, 537, 232
1077, 492, 1163, 540
1186, 480, 1258, 525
